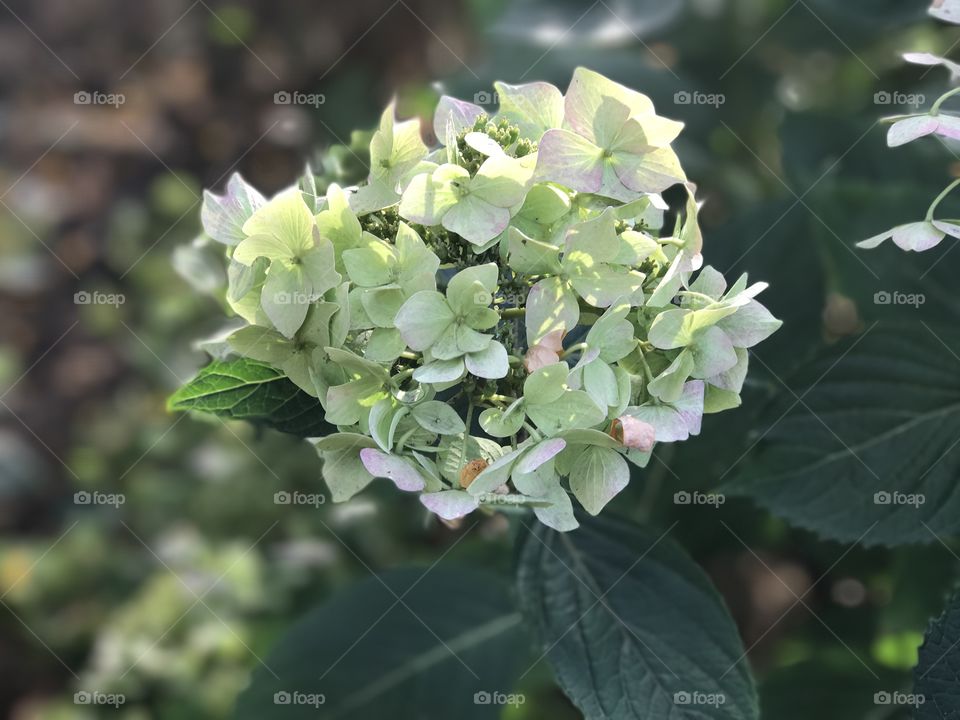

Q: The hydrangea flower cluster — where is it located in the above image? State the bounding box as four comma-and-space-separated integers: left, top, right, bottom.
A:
195, 68, 781, 531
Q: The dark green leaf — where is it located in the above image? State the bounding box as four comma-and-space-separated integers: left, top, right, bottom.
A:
234, 567, 528, 720
727, 322, 960, 546
168, 357, 332, 437
914, 590, 960, 718
517, 514, 758, 719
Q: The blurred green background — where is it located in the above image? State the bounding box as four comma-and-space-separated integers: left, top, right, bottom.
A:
1, 0, 959, 717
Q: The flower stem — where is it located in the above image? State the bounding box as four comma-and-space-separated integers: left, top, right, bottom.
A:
501, 307, 525, 318
931, 87, 960, 116
559, 342, 588, 359
926, 178, 960, 221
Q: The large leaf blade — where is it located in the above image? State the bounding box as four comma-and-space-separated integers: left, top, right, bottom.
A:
234, 567, 527, 720
516, 514, 758, 719
727, 323, 960, 546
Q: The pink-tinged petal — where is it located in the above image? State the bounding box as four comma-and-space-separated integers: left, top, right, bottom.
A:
540, 328, 566, 353
891, 222, 945, 251
675, 381, 705, 436
610, 416, 656, 451
524, 344, 560, 373
931, 0, 960, 23
887, 116, 938, 147
359, 448, 426, 491
419, 491, 479, 520
433, 96, 484, 143
515, 438, 567, 475
934, 114, 960, 141
933, 219, 960, 239
534, 129, 603, 193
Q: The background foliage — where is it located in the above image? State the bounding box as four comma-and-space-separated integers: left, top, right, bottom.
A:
1, 0, 959, 717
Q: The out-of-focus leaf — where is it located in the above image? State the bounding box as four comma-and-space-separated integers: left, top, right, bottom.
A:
914, 589, 960, 718
233, 567, 527, 720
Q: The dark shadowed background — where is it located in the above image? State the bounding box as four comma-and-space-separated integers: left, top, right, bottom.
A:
0, 0, 958, 717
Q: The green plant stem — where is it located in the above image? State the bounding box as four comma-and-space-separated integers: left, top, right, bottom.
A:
522, 422, 542, 441
926, 178, 960, 220
560, 342, 588, 359
459, 402, 475, 472
501, 307, 525, 319
399, 351, 419, 361
658, 237, 685, 248
637, 348, 657, 386
395, 426, 419, 454
931, 87, 960, 115
392, 368, 415, 385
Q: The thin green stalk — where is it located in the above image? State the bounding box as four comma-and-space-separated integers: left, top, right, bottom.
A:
926, 178, 960, 221
931, 86, 960, 115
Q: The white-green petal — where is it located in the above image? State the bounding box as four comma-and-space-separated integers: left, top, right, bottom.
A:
420, 490, 479, 520
411, 400, 467, 435
494, 80, 564, 137
465, 341, 509, 379
526, 276, 579, 346
569, 446, 630, 515
395, 291, 455, 350
201, 173, 265, 246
